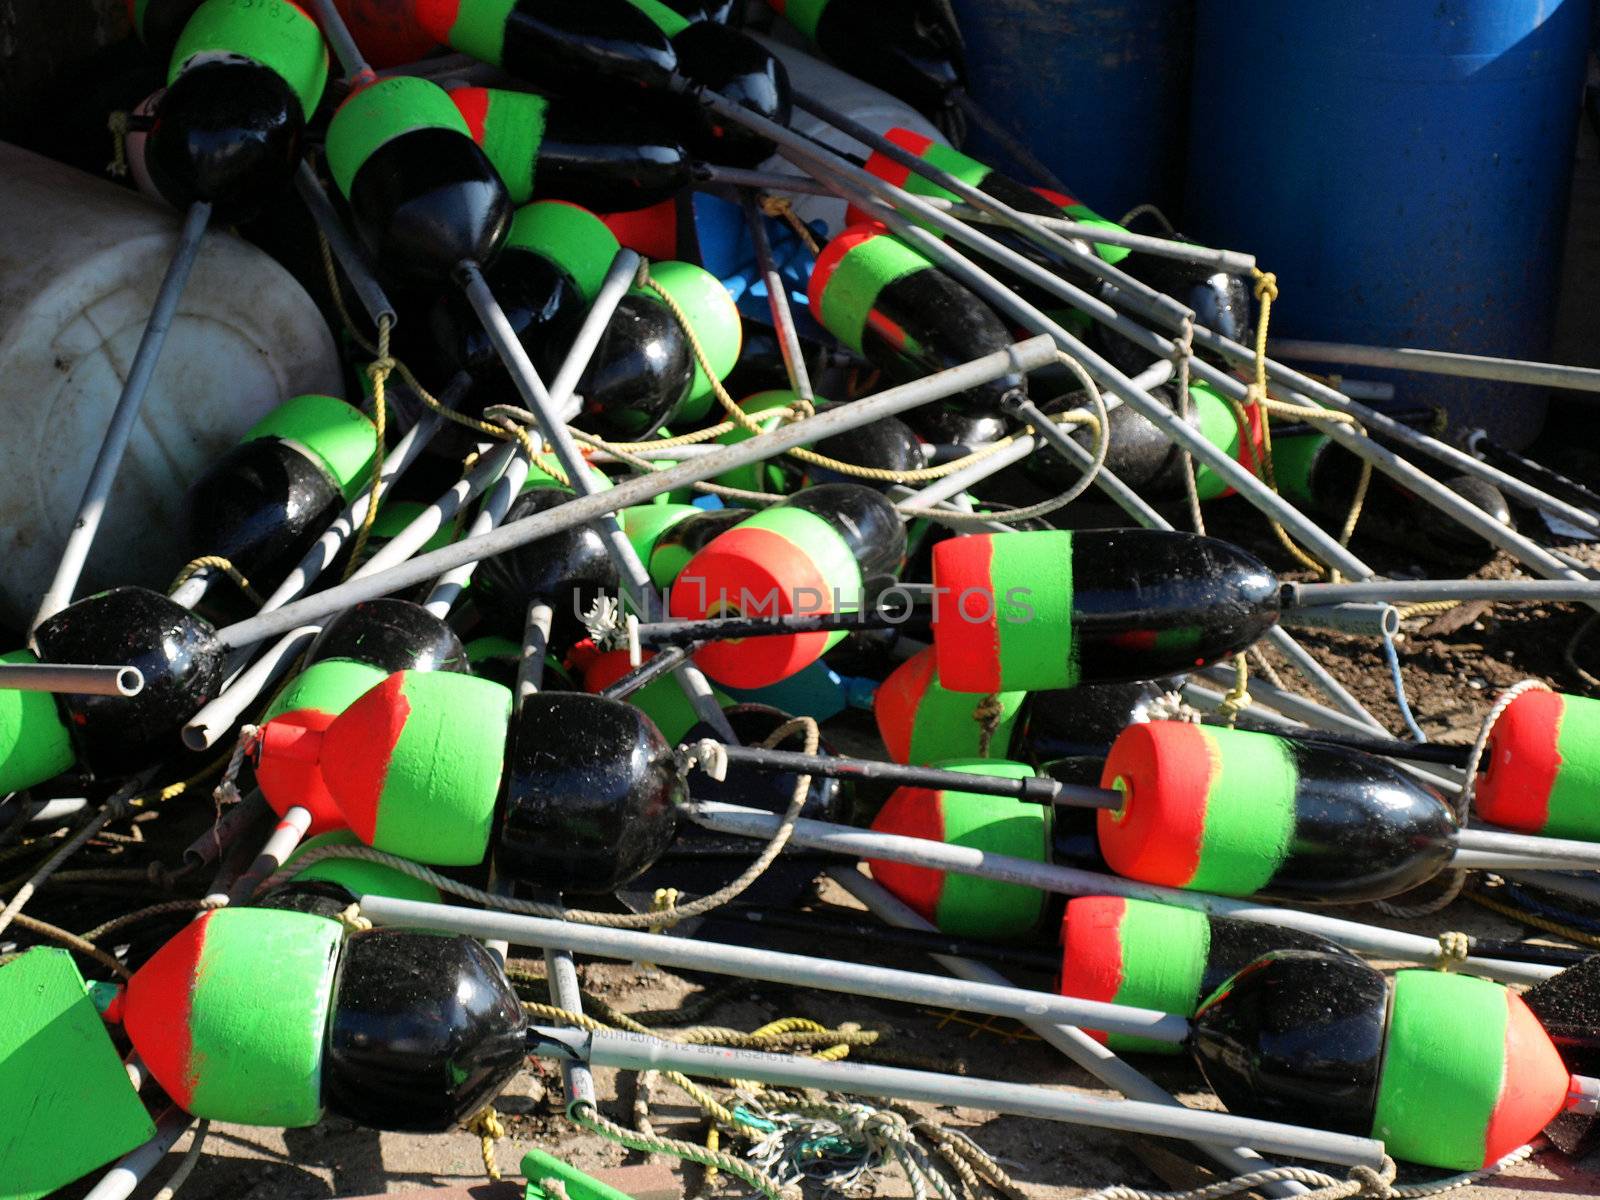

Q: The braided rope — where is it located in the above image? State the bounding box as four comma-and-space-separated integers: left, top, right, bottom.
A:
167, 556, 263, 605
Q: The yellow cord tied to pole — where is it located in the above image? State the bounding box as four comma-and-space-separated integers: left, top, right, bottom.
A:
465, 1104, 507, 1180
1216, 653, 1252, 727
168, 555, 263, 605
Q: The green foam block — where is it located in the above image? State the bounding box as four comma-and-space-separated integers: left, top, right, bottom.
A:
0, 949, 157, 1200
0, 649, 75, 794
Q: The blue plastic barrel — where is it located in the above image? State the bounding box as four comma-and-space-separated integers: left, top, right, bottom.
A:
950, 0, 1195, 217
1185, 1, 1589, 444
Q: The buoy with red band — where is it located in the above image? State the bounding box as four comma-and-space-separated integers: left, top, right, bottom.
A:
763, 0, 964, 118
414, 0, 790, 166
854, 127, 1130, 265
325, 74, 510, 283
257, 659, 388, 836
573, 643, 731, 744
1477, 689, 1600, 840
669, 483, 904, 689
114, 907, 527, 1129
447, 85, 691, 210
874, 645, 1023, 765
184, 394, 379, 590
1193, 950, 1581, 1171
928, 529, 1281, 695
322, 0, 439, 67
647, 506, 751, 589
867, 758, 1049, 938
806, 223, 1022, 427
1056, 896, 1349, 1055
255, 669, 512, 865
143, 0, 329, 219
1099, 721, 1457, 902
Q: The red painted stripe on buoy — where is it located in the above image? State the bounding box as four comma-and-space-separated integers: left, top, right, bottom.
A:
1483, 991, 1572, 1166
874, 648, 936, 764
807, 223, 886, 321
255, 709, 347, 836
1098, 722, 1212, 888
123, 911, 209, 1112
1056, 897, 1128, 1045
1476, 690, 1561, 832
601, 198, 681, 261
867, 786, 948, 920
1033, 186, 1081, 209
412, 0, 464, 42
452, 85, 490, 144
930, 534, 1001, 693
319, 673, 411, 844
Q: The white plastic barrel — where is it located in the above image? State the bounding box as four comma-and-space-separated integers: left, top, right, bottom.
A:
0, 143, 342, 629
755, 34, 949, 238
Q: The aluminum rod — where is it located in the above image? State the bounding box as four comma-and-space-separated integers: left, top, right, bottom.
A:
213, 338, 1059, 648
1293, 578, 1600, 606
0, 663, 142, 697
1277, 603, 1401, 639
1452, 848, 1600, 873
1272, 338, 1600, 395
360, 895, 1191, 1043
295, 162, 392, 328
33, 200, 211, 630
82, 1109, 194, 1200
226, 804, 312, 903
457, 260, 735, 740
305, 0, 376, 82
772, 138, 1374, 580
548, 250, 641, 419
423, 446, 532, 617
531, 1025, 1385, 1169
828, 867, 1305, 1195
743, 194, 814, 401
688, 803, 1554, 984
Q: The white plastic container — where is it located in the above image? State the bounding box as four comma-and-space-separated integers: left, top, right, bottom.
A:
0, 143, 342, 629
755, 34, 949, 238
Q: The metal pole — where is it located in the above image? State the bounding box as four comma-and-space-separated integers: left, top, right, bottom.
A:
225, 804, 313, 903
828, 867, 1307, 1195
422, 443, 532, 617
1277, 604, 1401, 639
32, 201, 211, 631
295, 162, 393, 330
212, 337, 1060, 648
547, 251, 640, 420
183, 438, 517, 748
1293, 578, 1600, 606
82, 1109, 194, 1200
742, 194, 815, 402
0, 663, 143, 697
1271, 338, 1600, 395
686, 802, 1554, 984
456, 259, 736, 740
305, 0, 377, 84
529, 1025, 1385, 1169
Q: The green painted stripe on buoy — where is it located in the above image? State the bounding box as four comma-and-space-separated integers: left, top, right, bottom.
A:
186, 908, 341, 1126
481, 89, 547, 203
991, 528, 1076, 692
370, 671, 511, 865
1188, 382, 1245, 501
263, 659, 386, 723
442, 0, 515, 65
1105, 900, 1209, 1054
0, 649, 75, 795
742, 505, 862, 615
817, 232, 930, 356
290, 829, 442, 903
774, 0, 831, 41
1547, 696, 1600, 838
930, 759, 1049, 937
326, 76, 470, 200
244, 394, 378, 499
1372, 971, 1506, 1170
905, 661, 1023, 766
1190, 726, 1296, 895
626, 0, 691, 37
510, 201, 621, 305
1267, 432, 1326, 509
714, 391, 799, 495
168, 0, 329, 118
637, 261, 741, 418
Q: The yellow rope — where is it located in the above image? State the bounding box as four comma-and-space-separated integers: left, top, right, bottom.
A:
106, 111, 130, 178
1215, 653, 1252, 726
1395, 599, 1463, 622
1465, 889, 1600, 950
464, 1105, 506, 1180
344, 315, 392, 579
167, 556, 263, 605
759, 194, 822, 256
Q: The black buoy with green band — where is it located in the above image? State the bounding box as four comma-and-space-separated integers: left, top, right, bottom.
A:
129, 0, 204, 58
867, 759, 1049, 938
143, 0, 327, 219
858, 128, 1130, 265
1056, 895, 1349, 1055
167, 0, 328, 120
449, 85, 691, 210
0, 649, 76, 795
1193, 951, 1578, 1171
622, 502, 700, 569
647, 507, 749, 589
185, 393, 378, 591
1099, 721, 1457, 903
929, 529, 1281, 695
325, 75, 510, 284
636, 260, 742, 424
714, 391, 805, 495
807, 223, 1022, 421
874, 645, 1022, 766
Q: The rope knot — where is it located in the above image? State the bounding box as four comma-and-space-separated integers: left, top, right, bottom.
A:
107, 111, 130, 177
335, 903, 372, 934
213, 724, 261, 808
1348, 1157, 1397, 1198
676, 738, 730, 783
1436, 930, 1471, 969
464, 1105, 506, 1180
973, 693, 1005, 757
1251, 269, 1280, 304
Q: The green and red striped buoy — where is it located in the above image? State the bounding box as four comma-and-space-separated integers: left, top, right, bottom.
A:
256, 659, 388, 835
255, 669, 512, 864
874, 646, 1022, 765
852, 127, 1130, 265
1099, 721, 1457, 902
1478, 689, 1600, 841
0, 649, 76, 794
867, 759, 1049, 938
928, 529, 1280, 694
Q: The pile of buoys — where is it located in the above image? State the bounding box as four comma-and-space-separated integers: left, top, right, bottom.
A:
6, 2, 1600, 1196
